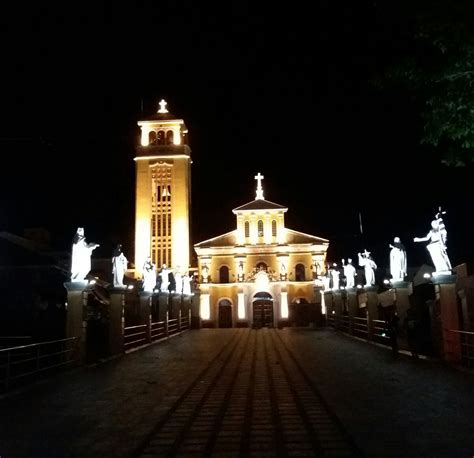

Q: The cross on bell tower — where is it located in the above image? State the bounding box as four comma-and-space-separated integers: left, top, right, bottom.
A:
254, 172, 264, 200
158, 99, 168, 113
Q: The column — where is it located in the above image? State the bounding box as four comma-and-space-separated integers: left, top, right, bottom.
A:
433, 274, 461, 362
64, 281, 88, 364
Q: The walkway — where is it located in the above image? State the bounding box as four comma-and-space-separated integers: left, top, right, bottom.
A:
0, 328, 473, 457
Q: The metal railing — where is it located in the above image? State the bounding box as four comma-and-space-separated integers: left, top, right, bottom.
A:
124, 309, 191, 352
0, 337, 78, 392
0, 336, 32, 349
353, 316, 369, 338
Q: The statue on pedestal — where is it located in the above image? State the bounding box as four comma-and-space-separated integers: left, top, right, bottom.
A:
112, 244, 128, 287
414, 208, 452, 273
201, 264, 209, 283
70, 227, 100, 281
159, 264, 171, 292
389, 237, 407, 281
182, 272, 193, 295
342, 258, 357, 288
142, 256, 157, 292
358, 249, 377, 287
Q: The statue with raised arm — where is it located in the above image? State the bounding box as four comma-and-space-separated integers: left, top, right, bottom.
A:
389, 237, 407, 281
142, 256, 157, 292
182, 272, 192, 295
70, 227, 100, 281
358, 249, 377, 287
342, 258, 357, 288
414, 208, 452, 273
112, 244, 128, 287
159, 264, 171, 292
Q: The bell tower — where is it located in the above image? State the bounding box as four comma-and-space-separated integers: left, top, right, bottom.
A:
134, 99, 191, 275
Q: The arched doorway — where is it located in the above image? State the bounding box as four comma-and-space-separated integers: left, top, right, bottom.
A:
253, 292, 273, 328
218, 299, 233, 328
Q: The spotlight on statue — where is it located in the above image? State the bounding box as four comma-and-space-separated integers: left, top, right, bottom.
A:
423, 273, 432, 279
356, 284, 363, 289
127, 285, 134, 290
383, 279, 390, 285
88, 279, 96, 286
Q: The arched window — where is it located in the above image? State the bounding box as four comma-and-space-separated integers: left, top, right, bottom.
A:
295, 263, 306, 281
256, 262, 267, 272
157, 130, 165, 145
244, 221, 250, 238
219, 266, 230, 284
258, 220, 264, 237
272, 220, 277, 237
165, 130, 174, 145
148, 131, 157, 145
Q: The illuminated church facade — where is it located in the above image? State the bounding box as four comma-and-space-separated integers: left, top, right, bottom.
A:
134, 101, 329, 327
194, 173, 329, 328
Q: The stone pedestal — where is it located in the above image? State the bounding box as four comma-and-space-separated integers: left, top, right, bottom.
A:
333, 291, 344, 316
392, 281, 412, 322
170, 293, 182, 319
346, 289, 358, 334
64, 281, 88, 364
432, 275, 461, 363
360, 287, 378, 341
157, 292, 170, 321
109, 288, 126, 357
139, 292, 153, 343
324, 291, 334, 315
190, 291, 202, 329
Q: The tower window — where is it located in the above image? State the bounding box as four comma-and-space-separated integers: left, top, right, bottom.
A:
149, 131, 157, 145
258, 220, 264, 237
272, 220, 277, 237
166, 130, 174, 145
157, 130, 165, 145
245, 221, 250, 238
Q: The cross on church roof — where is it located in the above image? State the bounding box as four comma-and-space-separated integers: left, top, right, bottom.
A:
158, 99, 169, 113
254, 172, 264, 200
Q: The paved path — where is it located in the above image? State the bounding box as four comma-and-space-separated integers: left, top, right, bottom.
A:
0, 328, 473, 457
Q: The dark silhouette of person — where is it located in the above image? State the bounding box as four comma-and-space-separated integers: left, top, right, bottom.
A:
404, 307, 420, 358
386, 312, 400, 358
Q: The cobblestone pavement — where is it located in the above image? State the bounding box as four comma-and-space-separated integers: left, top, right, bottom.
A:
0, 328, 473, 458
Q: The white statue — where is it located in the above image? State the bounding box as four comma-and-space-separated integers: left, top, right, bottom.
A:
159, 264, 171, 292
358, 249, 377, 287
70, 227, 100, 281
238, 261, 245, 281
182, 272, 192, 295
330, 263, 340, 290
142, 256, 156, 292
389, 237, 407, 281
174, 270, 183, 294
414, 209, 452, 273
111, 244, 128, 287
201, 263, 209, 283
322, 273, 331, 291
342, 258, 357, 288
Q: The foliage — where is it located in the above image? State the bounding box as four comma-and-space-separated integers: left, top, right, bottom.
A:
374, 0, 474, 165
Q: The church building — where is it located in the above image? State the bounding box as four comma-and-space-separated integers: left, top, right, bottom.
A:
194, 174, 329, 328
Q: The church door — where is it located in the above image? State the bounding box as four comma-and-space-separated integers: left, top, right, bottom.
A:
253, 300, 274, 328
218, 300, 233, 328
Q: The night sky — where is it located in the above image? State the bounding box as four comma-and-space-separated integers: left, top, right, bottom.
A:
1, 2, 473, 270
